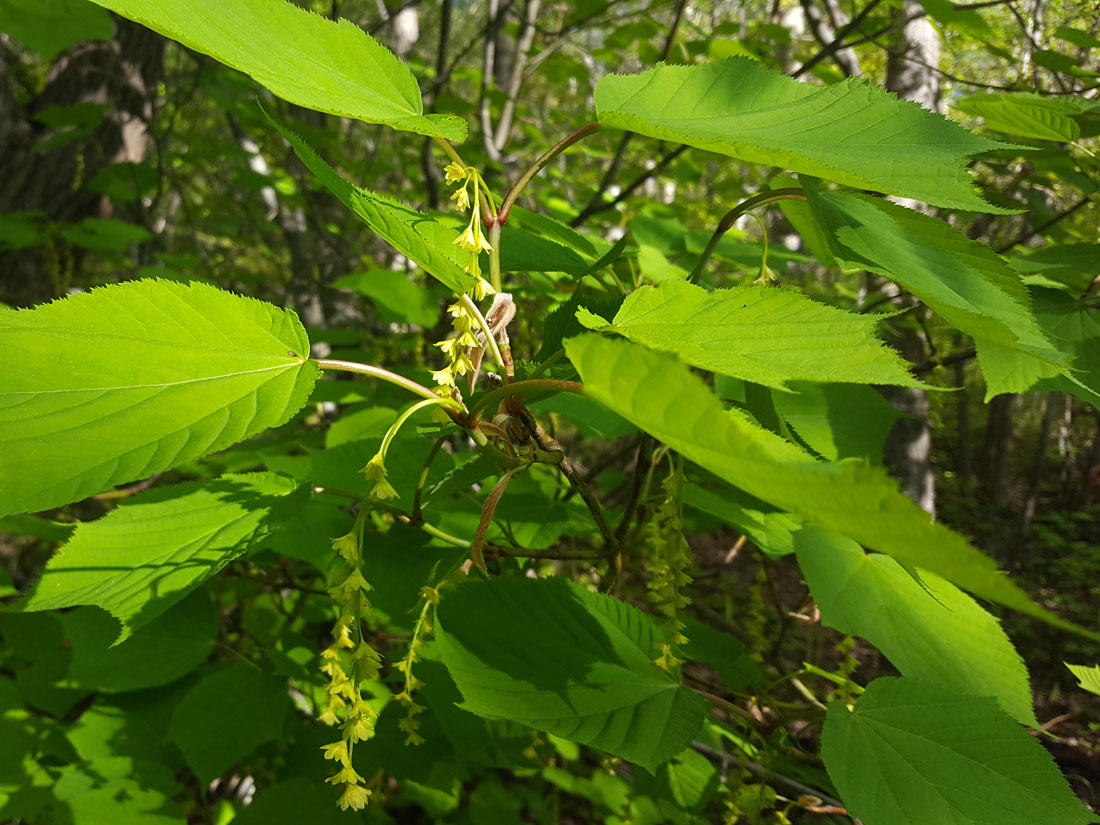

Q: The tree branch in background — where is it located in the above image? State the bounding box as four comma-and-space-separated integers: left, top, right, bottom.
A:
568, 0, 688, 223
793, 0, 884, 78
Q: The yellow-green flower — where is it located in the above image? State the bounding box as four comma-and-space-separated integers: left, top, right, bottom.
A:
321, 740, 350, 765
337, 783, 371, 811
443, 161, 466, 184
332, 532, 358, 564
326, 764, 365, 786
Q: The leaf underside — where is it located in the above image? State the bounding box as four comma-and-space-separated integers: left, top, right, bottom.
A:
88, 0, 465, 139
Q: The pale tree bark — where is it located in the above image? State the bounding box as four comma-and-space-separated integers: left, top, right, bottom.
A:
880, 0, 940, 516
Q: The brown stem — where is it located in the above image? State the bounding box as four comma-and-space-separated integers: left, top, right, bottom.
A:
470, 466, 523, 575
468, 378, 584, 422
498, 122, 602, 225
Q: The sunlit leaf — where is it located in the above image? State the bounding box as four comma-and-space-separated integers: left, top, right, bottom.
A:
596, 58, 1010, 211
89, 0, 465, 139
0, 279, 317, 517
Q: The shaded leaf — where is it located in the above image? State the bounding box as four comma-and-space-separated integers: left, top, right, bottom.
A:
89, 0, 464, 139
166, 663, 290, 785
596, 58, 1009, 211
954, 92, 1082, 142
0, 279, 317, 518
435, 576, 709, 771
0, 0, 113, 61
58, 589, 218, 692
822, 677, 1094, 825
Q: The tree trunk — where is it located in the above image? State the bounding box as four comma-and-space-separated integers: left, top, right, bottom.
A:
0, 18, 164, 306
979, 394, 1016, 505
880, 0, 941, 516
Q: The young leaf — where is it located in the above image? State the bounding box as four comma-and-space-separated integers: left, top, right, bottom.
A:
15, 474, 302, 642
794, 526, 1037, 726
0, 279, 318, 518
434, 576, 709, 772
822, 677, 1095, 825
266, 114, 476, 296
605, 281, 926, 390
808, 190, 1069, 397
566, 334, 1091, 636
88, 0, 465, 140
595, 58, 1010, 212
166, 662, 290, 785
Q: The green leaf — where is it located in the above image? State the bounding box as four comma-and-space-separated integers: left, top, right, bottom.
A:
606, 281, 924, 390
332, 268, 441, 328
1029, 286, 1100, 410
88, 0, 464, 139
794, 526, 1037, 726
808, 190, 1068, 397
0, 0, 113, 61
679, 616, 763, 690
1009, 244, 1100, 294
954, 92, 1082, 142
0, 279, 317, 518
1066, 663, 1100, 697
772, 382, 899, 462
566, 334, 1089, 635
822, 677, 1094, 825
595, 58, 1010, 212
15, 474, 302, 642
166, 663, 290, 785
232, 779, 348, 825
266, 114, 475, 295
682, 482, 803, 558
435, 576, 709, 771
58, 589, 218, 692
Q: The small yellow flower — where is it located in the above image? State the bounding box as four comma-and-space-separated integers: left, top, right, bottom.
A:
318, 705, 341, 726
404, 729, 426, 746
443, 161, 466, 184
345, 714, 374, 743
337, 783, 371, 811
362, 453, 387, 481
321, 740, 350, 765
472, 278, 495, 301
431, 367, 454, 386
450, 185, 471, 212
454, 224, 492, 254
369, 477, 399, 502
327, 763, 365, 786
332, 532, 358, 563
420, 586, 440, 604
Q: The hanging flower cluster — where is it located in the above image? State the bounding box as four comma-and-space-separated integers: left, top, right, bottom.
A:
646, 467, 693, 673
319, 516, 383, 811
432, 162, 497, 395
392, 584, 440, 746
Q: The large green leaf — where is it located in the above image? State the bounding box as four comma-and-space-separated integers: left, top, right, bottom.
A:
1009, 244, 1100, 293
809, 190, 1069, 397
591, 281, 924, 390
166, 663, 290, 785
566, 334, 1090, 635
434, 576, 709, 772
15, 474, 302, 642
0, 279, 318, 517
89, 0, 464, 140
822, 677, 1094, 825
793, 526, 1036, 726
267, 115, 475, 295
595, 58, 1009, 212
